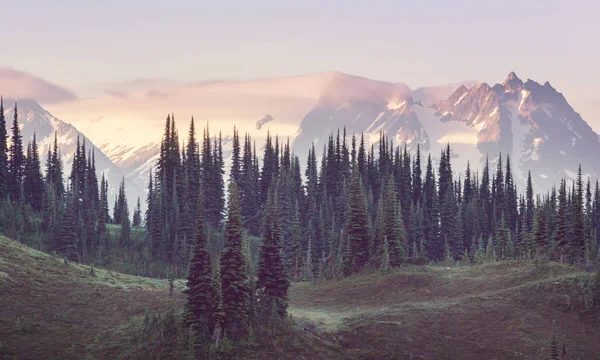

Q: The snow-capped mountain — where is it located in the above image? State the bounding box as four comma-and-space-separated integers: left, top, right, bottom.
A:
44, 72, 474, 188
2, 99, 146, 212
7, 70, 598, 195
294, 72, 600, 190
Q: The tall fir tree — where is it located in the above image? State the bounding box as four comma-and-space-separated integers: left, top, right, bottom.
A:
133, 197, 142, 226
572, 164, 585, 262
553, 179, 569, 263
256, 188, 290, 318
0, 97, 8, 200
220, 181, 250, 341
23, 134, 44, 211
185, 186, 217, 340
61, 185, 80, 262
345, 165, 370, 273
8, 103, 24, 201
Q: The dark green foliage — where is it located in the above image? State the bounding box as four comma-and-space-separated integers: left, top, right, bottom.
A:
220, 181, 250, 341
525, 171, 534, 233
423, 155, 441, 260
61, 189, 79, 262
380, 178, 407, 267
256, 188, 290, 318
23, 134, 44, 212
0, 97, 8, 200
572, 164, 585, 262
345, 165, 370, 273
185, 188, 217, 340
230, 125, 241, 185
114, 177, 130, 244
533, 205, 549, 257
553, 180, 569, 263
8, 103, 24, 201
45, 132, 65, 198
133, 197, 142, 227
593, 266, 600, 308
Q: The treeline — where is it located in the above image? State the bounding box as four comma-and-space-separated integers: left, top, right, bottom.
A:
0, 98, 143, 264
145, 115, 600, 356
149, 115, 600, 284
146, 117, 291, 357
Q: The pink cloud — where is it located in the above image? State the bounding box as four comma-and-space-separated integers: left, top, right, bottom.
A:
0, 68, 77, 104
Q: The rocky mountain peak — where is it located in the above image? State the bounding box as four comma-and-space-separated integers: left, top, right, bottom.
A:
502, 71, 523, 93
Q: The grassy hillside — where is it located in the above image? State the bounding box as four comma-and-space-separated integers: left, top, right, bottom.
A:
1, 235, 598, 359
290, 262, 600, 359
0, 235, 186, 360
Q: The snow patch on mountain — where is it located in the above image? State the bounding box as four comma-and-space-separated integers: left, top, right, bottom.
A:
2, 99, 145, 213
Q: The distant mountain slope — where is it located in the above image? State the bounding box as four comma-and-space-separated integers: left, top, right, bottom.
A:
293, 72, 600, 191
12, 70, 598, 193
44, 72, 474, 189
2, 99, 145, 211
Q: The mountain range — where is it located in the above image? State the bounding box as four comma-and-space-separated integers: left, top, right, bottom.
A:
2, 70, 599, 208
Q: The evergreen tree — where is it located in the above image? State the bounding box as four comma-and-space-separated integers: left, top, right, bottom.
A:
23, 134, 44, 211
533, 205, 549, 258
61, 187, 79, 262
220, 181, 250, 341
133, 197, 142, 226
423, 155, 441, 260
381, 178, 407, 266
0, 97, 7, 200
412, 144, 422, 206
185, 187, 216, 340
495, 213, 511, 260
572, 165, 585, 263
8, 103, 24, 201
116, 178, 130, 244
230, 125, 241, 185
525, 171, 534, 233
256, 188, 290, 318
345, 165, 370, 273
553, 179, 569, 263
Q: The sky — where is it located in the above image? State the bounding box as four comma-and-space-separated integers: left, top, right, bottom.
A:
1, 0, 599, 122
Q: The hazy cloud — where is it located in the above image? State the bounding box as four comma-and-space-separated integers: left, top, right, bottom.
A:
0, 68, 78, 104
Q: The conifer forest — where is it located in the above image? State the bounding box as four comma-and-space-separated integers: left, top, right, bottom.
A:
1, 98, 599, 359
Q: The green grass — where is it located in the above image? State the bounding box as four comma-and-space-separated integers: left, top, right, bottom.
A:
1, 233, 599, 360
0, 235, 186, 360
289, 261, 600, 359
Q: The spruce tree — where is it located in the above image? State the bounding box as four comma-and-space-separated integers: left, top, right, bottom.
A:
220, 181, 250, 341
412, 144, 422, 206
256, 188, 290, 318
572, 165, 585, 263
525, 171, 534, 233
423, 155, 441, 261
0, 97, 7, 200
61, 187, 79, 262
495, 213, 511, 260
553, 179, 569, 263
8, 103, 24, 201
133, 197, 142, 227
345, 165, 370, 273
230, 125, 241, 185
23, 134, 44, 211
381, 178, 407, 266
185, 187, 216, 340
533, 206, 549, 258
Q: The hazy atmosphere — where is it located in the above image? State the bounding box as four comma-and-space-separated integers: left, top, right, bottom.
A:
2, 1, 599, 126
1, 1, 600, 359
